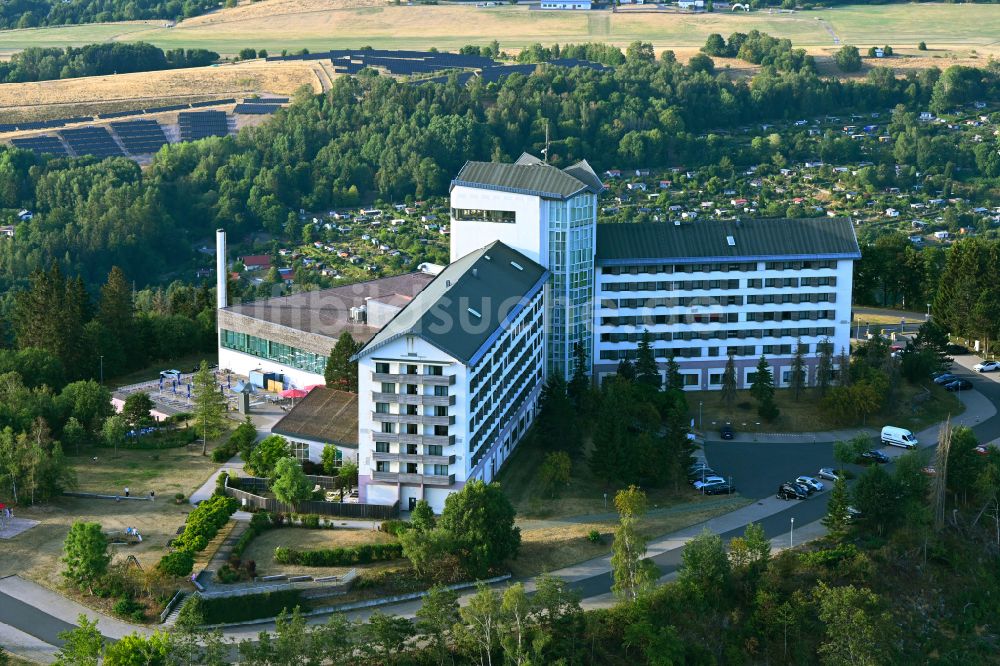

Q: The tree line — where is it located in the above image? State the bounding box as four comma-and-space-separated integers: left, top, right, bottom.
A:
0, 42, 219, 84
0, 0, 219, 30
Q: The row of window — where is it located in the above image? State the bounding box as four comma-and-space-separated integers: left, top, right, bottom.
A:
374, 461, 450, 475
599, 327, 835, 343
373, 362, 444, 377
598, 342, 831, 360
600, 260, 837, 276
378, 383, 450, 397
745, 293, 836, 305
601, 310, 836, 326
220, 329, 327, 374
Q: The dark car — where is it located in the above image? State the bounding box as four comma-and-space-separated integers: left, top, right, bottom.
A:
720, 425, 735, 440
933, 373, 958, 385
860, 450, 890, 464
703, 482, 736, 495
777, 482, 808, 500
944, 378, 973, 392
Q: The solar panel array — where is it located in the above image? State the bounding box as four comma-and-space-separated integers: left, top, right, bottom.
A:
111, 119, 169, 155
233, 103, 281, 115
10, 135, 69, 157
60, 126, 125, 158
178, 110, 229, 141
479, 64, 538, 84
0, 116, 94, 134
191, 98, 235, 108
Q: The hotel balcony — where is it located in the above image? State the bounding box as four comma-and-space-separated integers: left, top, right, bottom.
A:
372, 373, 455, 386
372, 412, 455, 427
372, 392, 456, 407
372, 471, 456, 486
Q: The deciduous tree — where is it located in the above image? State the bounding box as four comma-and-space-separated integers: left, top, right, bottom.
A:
271, 457, 311, 506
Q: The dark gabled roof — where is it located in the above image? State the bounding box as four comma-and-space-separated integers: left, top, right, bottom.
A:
451, 154, 603, 200
270, 387, 358, 448
357, 241, 547, 364
596, 217, 861, 264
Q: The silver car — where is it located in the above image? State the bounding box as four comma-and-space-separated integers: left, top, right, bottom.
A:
818, 467, 840, 481
796, 475, 825, 492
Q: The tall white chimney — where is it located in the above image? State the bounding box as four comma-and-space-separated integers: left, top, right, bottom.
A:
216, 228, 227, 310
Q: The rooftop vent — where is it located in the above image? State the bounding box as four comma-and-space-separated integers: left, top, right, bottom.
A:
468, 307, 482, 318
726, 235, 736, 246
510, 261, 524, 271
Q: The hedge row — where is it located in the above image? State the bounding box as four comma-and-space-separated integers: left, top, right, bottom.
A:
177, 589, 303, 626
172, 495, 238, 554
273, 543, 403, 567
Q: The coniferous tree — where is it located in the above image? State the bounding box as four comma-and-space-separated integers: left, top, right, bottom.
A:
663, 352, 683, 392
837, 347, 852, 387
789, 339, 807, 401
192, 360, 227, 455
822, 476, 851, 535
590, 378, 634, 486
325, 331, 361, 392
616, 357, 636, 382
537, 374, 581, 454
635, 330, 661, 389
750, 355, 779, 421
98, 266, 136, 364
567, 341, 590, 412
817, 338, 834, 396
721, 351, 738, 409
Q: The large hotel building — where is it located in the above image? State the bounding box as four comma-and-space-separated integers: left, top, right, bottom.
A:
217, 154, 860, 511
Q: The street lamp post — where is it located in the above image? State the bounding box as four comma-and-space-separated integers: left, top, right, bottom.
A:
699, 401, 703, 431
926, 303, 931, 320
99, 355, 104, 386
790, 517, 795, 548
855, 316, 861, 340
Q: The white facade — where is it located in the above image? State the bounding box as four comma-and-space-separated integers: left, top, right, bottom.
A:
217, 347, 324, 390
357, 288, 545, 514
594, 257, 854, 389
449, 181, 596, 379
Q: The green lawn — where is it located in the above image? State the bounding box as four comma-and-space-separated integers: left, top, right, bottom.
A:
0, 4, 996, 56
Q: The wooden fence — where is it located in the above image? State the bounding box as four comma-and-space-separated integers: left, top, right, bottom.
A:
224, 479, 398, 520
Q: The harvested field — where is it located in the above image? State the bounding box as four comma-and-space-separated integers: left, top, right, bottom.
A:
0, 4, 997, 59
0, 61, 320, 123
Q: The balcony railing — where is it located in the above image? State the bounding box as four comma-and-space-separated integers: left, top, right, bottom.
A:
372, 471, 456, 486
373, 452, 456, 465
372, 433, 456, 446
372, 412, 454, 427
372, 392, 456, 407
372, 373, 455, 386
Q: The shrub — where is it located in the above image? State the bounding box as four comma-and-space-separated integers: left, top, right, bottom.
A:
194, 589, 302, 624
169, 495, 238, 554
157, 550, 194, 577
174, 493, 185, 503
834, 45, 862, 73
301, 514, 321, 529
175, 594, 205, 627
380, 519, 412, 536
112, 596, 144, 621
274, 543, 404, 567
215, 564, 240, 584
587, 529, 603, 544
918, 41, 928, 51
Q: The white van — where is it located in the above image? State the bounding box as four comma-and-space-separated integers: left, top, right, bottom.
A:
881, 426, 918, 449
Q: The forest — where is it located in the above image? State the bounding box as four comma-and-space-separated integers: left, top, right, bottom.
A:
1, 43, 997, 298
0, 0, 219, 29
0, 43, 219, 83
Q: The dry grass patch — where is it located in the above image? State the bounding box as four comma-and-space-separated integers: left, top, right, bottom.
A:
511, 496, 747, 578
0, 445, 218, 584
0, 60, 319, 120
241, 527, 398, 577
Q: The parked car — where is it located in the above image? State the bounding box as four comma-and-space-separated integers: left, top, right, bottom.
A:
881, 425, 918, 449
973, 360, 1000, 372
860, 450, 890, 464
921, 466, 937, 476
944, 378, 973, 392
688, 467, 716, 480
933, 373, 958, 385
720, 425, 735, 440
693, 476, 726, 489
846, 506, 861, 521
703, 482, 736, 495
818, 467, 841, 481
777, 482, 808, 500
796, 476, 825, 492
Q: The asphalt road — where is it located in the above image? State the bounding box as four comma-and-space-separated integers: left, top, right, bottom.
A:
0, 590, 74, 649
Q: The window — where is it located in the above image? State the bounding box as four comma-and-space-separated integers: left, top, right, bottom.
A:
434, 406, 448, 417
406, 463, 418, 474
375, 402, 389, 414
427, 445, 443, 456
380, 382, 395, 394
290, 440, 308, 461
406, 444, 418, 455
219, 329, 327, 374
375, 362, 390, 374
425, 365, 443, 376
405, 384, 418, 395
381, 422, 394, 434
376, 441, 390, 453
709, 373, 723, 385
405, 364, 418, 375
405, 424, 418, 435
434, 425, 449, 437
432, 464, 449, 476
451, 208, 516, 223
683, 374, 699, 386
376, 461, 389, 472
433, 386, 449, 397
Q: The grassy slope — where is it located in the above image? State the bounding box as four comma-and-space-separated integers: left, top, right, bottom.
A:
0, 4, 997, 56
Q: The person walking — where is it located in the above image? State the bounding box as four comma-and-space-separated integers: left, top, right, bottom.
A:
124, 486, 130, 498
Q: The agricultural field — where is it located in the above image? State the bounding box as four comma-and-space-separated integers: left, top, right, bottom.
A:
0, 3, 997, 58
0, 60, 320, 123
